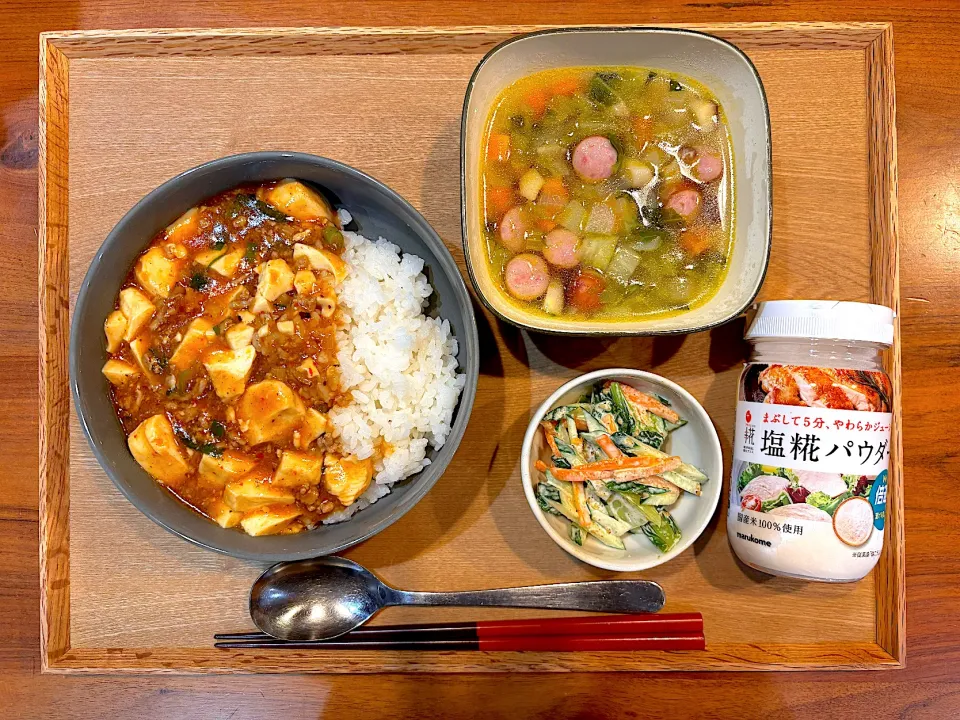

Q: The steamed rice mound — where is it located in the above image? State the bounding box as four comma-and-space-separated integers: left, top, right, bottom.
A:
324, 231, 465, 523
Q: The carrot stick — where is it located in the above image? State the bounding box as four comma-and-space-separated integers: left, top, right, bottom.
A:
540, 422, 562, 458
596, 434, 623, 459
571, 482, 590, 525
545, 457, 682, 483
607, 382, 681, 423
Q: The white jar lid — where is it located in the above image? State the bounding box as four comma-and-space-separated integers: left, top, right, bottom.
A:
745, 300, 895, 346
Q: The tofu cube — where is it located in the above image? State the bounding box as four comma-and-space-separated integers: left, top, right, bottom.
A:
322, 455, 373, 507
128, 334, 160, 384
206, 499, 244, 529
276, 320, 295, 335
104, 310, 128, 353
293, 269, 316, 296
101, 359, 140, 385
295, 408, 328, 449
203, 346, 256, 401
293, 243, 347, 284
224, 323, 254, 350
256, 259, 294, 301
237, 380, 306, 446
251, 293, 272, 315
164, 207, 200, 245
261, 179, 337, 225
195, 247, 244, 278
169, 317, 216, 370
223, 478, 296, 512
273, 450, 325, 488
135, 246, 182, 299
118, 287, 155, 342
127, 414, 192, 487
237, 310, 255, 324
297, 358, 320, 380
198, 450, 257, 488
240, 504, 302, 537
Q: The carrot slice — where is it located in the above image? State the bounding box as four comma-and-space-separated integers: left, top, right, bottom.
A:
523, 88, 549, 117
551, 75, 584, 97
485, 186, 514, 220
680, 228, 713, 257
607, 382, 681, 423
536, 218, 558, 232
632, 117, 653, 145
486, 133, 512, 164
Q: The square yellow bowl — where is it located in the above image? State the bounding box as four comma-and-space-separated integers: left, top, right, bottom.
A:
460, 27, 772, 335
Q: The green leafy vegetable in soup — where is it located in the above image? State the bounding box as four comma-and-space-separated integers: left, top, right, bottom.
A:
481, 67, 733, 321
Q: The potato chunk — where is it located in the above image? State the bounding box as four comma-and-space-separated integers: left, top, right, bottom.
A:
195, 247, 244, 278
322, 455, 373, 506
203, 345, 256, 401
224, 323, 254, 350
104, 310, 127, 353
135, 246, 182, 299
262, 179, 337, 225
198, 450, 257, 488
127, 414, 192, 487
240, 504, 302, 537
256, 259, 294, 301
118, 287, 155, 342
295, 408, 328, 449
169, 317, 216, 371
206, 499, 244, 529
237, 380, 306, 445
102, 359, 139, 385
165, 207, 200, 245
223, 478, 296, 512
293, 243, 348, 284
273, 450, 325, 488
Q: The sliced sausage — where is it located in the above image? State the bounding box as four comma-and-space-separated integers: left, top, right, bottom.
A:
693, 150, 723, 182
499, 206, 527, 252
543, 228, 581, 269
571, 136, 618, 182
665, 188, 702, 219
504, 253, 550, 301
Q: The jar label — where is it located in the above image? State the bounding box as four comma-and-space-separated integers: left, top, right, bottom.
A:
728, 364, 893, 581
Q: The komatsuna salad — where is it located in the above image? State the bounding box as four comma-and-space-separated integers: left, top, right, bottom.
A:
533, 381, 708, 552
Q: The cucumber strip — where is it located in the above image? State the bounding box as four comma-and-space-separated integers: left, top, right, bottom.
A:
606, 492, 650, 529
569, 524, 585, 546
612, 432, 708, 484
642, 487, 681, 506
662, 470, 702, 496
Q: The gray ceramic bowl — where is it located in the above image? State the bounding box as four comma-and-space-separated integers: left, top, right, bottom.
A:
71, 151, 479, 561
461, 27, 772, 336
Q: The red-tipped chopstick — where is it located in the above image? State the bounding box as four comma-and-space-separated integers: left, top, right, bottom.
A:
214, 613, 705, 651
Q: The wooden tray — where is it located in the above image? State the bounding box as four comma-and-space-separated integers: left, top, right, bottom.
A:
39, 23, 902, 673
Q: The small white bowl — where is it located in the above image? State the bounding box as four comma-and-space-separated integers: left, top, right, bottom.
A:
521, 369, 722, 571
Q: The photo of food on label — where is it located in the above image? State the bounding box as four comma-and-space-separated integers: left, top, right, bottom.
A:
733, 463, 884, 546
741, 363, 892, 412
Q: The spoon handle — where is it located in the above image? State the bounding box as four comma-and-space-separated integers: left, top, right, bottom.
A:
389, 580, 665, 614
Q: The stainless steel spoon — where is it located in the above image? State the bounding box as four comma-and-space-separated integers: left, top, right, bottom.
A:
250, 556, 666, 641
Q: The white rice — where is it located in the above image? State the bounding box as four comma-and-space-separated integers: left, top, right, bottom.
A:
323, 230, 465, 523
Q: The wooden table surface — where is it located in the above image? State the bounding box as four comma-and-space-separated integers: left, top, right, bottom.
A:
4, 1, 960, 717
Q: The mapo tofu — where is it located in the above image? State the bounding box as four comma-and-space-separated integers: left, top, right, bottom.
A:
103, 180, 373, 536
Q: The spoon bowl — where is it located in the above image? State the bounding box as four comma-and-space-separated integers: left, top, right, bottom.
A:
251, 557, 390, 641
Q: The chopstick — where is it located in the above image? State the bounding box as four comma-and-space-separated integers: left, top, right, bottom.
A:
215, 613, 702, 642
214, 613, 705, 651
215, 634, 705, 651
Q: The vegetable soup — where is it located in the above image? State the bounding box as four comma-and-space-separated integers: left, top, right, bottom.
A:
480, 67, 734, 321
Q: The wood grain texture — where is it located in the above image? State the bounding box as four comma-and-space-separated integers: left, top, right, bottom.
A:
38, 24, 900, 673
4, 0, 960, 716
37, 35, 70, 671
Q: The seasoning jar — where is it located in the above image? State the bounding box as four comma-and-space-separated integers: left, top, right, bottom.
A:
727, 301, 895, 582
